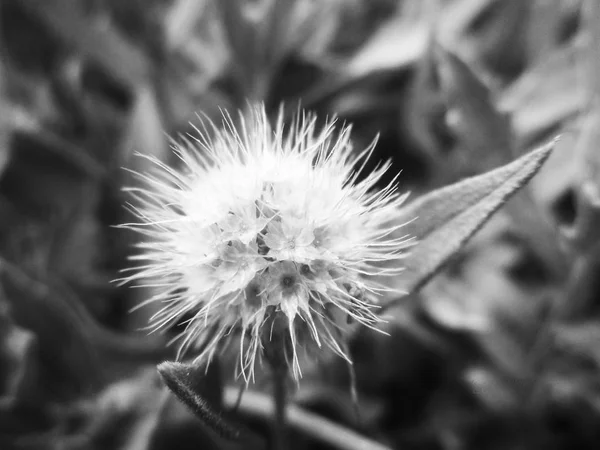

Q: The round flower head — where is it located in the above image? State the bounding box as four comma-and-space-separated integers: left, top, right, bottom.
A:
121, 104, 412, 382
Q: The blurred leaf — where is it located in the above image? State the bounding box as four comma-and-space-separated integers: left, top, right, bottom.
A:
526, 0, 580, 62
424, 276, 493, 332
471, 0, 530, 79
419, 218, 547, 381
428, 43, 568, 280
216, 0, 258, 96
438, 0, 530, 80
157, 361, 240, 441
402, 35, 515, 183
0, 284, 64, 449
345, 13, 428, 78
437, 0, 499, 42
19, 0, 150, 87
301, 7, 428, 109
0, 297, 40, 405
122, 85, 167, 164
217, 0, 331, 102
1, 257, 167, 387
391, 139, 556, 295
464, 366, 520, 412
400, 35, 450, 171
499, 42, 583, 146
543, 319, 600, 435
553, 2, 600, 252
0, 259, 103, 400
215, 0, 287, 100
553, 321, 600, 368
433, 43, 512, 174
476, 320, 535, 382
297, 0, 345, 60
260, 0, 310, 69
0, 128, 108, 298
62, 368, 167, 450
164, 0, 210, 50
557, 111, 600, 251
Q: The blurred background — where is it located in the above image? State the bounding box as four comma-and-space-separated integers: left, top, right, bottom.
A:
1, 0, 600, 449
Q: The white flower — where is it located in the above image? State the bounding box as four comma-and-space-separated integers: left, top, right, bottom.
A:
121, 104, 412, 382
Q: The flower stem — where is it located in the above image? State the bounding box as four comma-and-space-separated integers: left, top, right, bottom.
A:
224, 386, 392, 450
271, 365, 288, 450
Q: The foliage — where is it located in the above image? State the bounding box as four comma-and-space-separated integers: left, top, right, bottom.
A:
0, 0, 597, 449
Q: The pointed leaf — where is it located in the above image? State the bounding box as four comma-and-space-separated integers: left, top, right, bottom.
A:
433, 42, 513, 172
157, 361, 240, 440
392, 139, 556, 294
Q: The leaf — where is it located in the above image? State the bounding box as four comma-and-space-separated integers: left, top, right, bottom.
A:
525, 0, 579, 62
301, 13, 428, 108
0, 259, 103, 399
157, 361, 240, 441
344, 15, 428, 79
216, 0, 258, 94
499, 43, 583, 146
433, 42, 513, 173
553, 321, 600, 367
401, 37, 449, 164
558, 110, 600, 251
164, 0, 210, 49
552, 2, 600, 252
217, 0, 327, 102
62, 368, 165, 450
438, 0, 530, 79
0, 257, 167, 391
391, 138, 556, 295
260, 0, 307, 67
0, 284, 65, 444
19, 0, 150, 87
430, 43, 568, 279
464, 366, 520, 412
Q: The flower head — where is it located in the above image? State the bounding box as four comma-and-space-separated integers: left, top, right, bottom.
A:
121, 104, 412, 382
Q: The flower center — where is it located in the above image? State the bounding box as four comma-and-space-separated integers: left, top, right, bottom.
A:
281, 275, 295, 288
